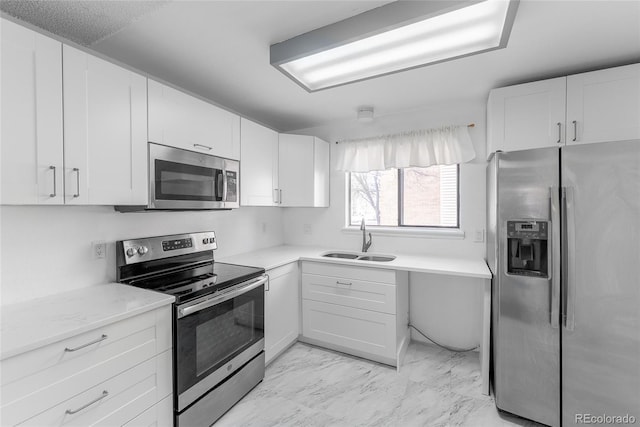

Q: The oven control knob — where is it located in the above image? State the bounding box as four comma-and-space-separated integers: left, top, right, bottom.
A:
137, 246, 148, 255
202, 238, 208, 244
126, 247, 136, 257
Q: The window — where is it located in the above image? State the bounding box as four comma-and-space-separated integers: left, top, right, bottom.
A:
348, 165, 459, 228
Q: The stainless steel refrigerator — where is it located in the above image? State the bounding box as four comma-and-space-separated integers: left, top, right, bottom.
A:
487, 140, 640, 427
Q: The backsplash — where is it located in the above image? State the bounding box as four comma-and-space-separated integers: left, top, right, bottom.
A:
0, 205, 284, 305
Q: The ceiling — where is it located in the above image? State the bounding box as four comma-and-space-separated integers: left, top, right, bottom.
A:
2, 1, 639, 132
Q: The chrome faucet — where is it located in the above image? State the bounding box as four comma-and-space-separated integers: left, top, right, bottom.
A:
360, 218, 372, 253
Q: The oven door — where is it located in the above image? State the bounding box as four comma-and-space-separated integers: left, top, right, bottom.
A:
149, 142, 226, 209
175, 276, 266, 411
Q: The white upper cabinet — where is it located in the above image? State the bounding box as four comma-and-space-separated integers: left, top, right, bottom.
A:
487, 77, 566, 156
278, 134, 314, 207
240, 119, 279, 206
1, 19, 64, 205
241, 125, 330, 208
278, 134, 330, 207
63, 46, 148, 205
487, 64, 640, 157
566, 63, 640, 145
148, 80, 240, 160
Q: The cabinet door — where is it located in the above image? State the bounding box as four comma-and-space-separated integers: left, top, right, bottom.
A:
63, 46, 147, 205
1, 19, 63, 204
302, 299, 396, 360
265, 263, 299, 364
240, 119, 279, 206
487, 77, 566, 156
210, 104, 240, 160
278, 134, 314, 206
148, 80, 240, 159
567, 64, 640, 145
313, 137, 330, 207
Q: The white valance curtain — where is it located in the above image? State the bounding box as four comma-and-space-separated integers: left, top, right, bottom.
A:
335, 125, 475, 172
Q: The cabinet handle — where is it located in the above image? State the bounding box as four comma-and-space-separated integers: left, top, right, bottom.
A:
265, 274, 270, 291
556, 122, 562, 144
64, 334, 108, 352
273, 189, 279, 204
49, 166, 57, 197
279, 189, 283, 205
65, 390, 109, 415
572, 120, 577, 142
336, 281, 352, 286
193, 143, 213, 151
73, 168, 80, 198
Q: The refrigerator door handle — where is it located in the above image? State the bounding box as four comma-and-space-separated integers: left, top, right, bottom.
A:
550, 187, 561, 329
562, 187, 576, 331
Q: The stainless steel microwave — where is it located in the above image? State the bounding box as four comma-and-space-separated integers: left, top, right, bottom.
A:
117, 143, 239, 211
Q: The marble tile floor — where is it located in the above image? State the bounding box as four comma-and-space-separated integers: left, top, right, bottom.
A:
216, 342, 546, 427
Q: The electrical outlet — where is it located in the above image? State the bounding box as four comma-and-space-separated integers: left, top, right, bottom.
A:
474, 229, 485, 243
303, 223, 312, 235
92, 241, 106, 259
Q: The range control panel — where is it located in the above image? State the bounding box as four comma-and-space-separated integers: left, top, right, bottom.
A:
162, 238, 193, 252
117, 231, 217, 265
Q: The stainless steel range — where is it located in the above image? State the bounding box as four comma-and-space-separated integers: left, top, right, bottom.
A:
116, 231, 266, 426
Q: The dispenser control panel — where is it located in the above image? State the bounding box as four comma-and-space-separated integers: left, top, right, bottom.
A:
507, 221, 548, 240
506, 220, 549, 278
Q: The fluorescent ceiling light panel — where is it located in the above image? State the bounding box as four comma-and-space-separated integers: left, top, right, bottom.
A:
271, 0, 519, 91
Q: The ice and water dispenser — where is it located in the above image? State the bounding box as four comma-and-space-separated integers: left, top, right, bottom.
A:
506, 220, 549, 277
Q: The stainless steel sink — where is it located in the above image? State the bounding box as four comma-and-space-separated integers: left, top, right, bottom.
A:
322, 252, 359, 259
356, 255, 396, 262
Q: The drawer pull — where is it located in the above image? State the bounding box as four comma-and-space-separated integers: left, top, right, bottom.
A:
64, 334, 108, 352
336, 281, 352, 286
65, 390, 109, 415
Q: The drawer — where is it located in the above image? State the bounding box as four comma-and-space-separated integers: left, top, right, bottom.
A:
1, 306, 171, 387
18, 350, 171, 427
302, 273, 396, 314
302, 299, 396, 360
123, 395, 172, 427
302, 261, 395, 283
1, 307, 171, 426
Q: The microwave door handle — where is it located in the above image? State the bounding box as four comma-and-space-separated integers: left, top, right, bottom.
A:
177, 276, 267, 318
216, 170, 224, 201
222, 171, 228, 203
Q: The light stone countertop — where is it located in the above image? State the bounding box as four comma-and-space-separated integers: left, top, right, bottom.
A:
0, 283, 174, 360
219, 245, 491, 279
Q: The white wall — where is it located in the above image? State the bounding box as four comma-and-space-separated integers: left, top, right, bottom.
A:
0, 205, 284, 305
283, 100, 488, 350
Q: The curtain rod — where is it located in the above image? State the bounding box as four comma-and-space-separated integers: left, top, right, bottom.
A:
335, 123, 475, 144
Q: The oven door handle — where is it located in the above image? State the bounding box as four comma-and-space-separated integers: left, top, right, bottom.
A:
177, 276, 267, 319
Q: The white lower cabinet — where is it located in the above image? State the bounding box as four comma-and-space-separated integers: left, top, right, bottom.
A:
123, 395, 172, 427
0, 306, 172, 426
300, 261, 409, 367
265, 262, 299, 365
